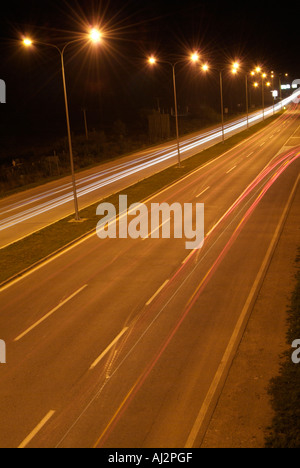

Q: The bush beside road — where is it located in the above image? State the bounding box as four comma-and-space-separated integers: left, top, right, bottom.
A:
265, 250, 300, 448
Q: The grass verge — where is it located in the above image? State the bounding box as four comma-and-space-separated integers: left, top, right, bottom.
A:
265, 250, 300, 448
0, 113, 282, 285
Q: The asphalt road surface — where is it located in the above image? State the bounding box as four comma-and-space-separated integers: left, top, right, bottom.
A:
0, 104, 299, 448
0, 97, 293, 249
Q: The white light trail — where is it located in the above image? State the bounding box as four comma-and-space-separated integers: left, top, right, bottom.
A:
0, 93, 297, 235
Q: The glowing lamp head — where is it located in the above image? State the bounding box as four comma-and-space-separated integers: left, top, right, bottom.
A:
233, 62, 240, 70
23, 38, 33, 47
90, 28, 101, 43
255, 67, 261, 73
254, 82, 259, 88
148, 56, 156, 65
202, 64, 209, 72
191, 52, 200, 63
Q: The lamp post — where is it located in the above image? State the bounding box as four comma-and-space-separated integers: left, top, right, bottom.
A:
245, 74, 249, 128
201, 62, 240, 143
219, 70, 225, 142
270, 72, 275, 114
278, 73, 289, 108
148, 53, 200, 167
234, 68, 260, 130
261, 73, 267, 120
265, 80, 272, 114
22, 29, 101, 221
251, 67, 269, 121
82, 108, 89, 141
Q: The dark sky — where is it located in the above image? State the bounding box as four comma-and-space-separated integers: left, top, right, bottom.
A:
0, 0, 298, 152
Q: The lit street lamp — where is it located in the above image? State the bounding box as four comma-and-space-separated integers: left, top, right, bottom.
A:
261, 73, 267, 120
148, 52, 200, 167
201, 61, 239, 143
251, 67, 271, 120
234, 65, 262, 129
244, 73, 250, 129
22, 28, 102, 221
231, 63, 252, 129
277, 72, 289, 107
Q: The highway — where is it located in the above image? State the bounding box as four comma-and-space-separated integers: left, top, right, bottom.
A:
0, 104, 299, 448
0, 95, 295, 249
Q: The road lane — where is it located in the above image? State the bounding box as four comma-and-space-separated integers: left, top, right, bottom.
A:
0, 111, 299, 447
14, 285, 88, 342
18, 411, 56, 449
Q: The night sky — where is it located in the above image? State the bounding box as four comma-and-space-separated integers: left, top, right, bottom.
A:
0, 0, 298, 154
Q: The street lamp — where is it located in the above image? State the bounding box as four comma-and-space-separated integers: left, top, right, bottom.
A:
277, 72, 289, 105
231, 63, 253, 130
22, 28, 102, 221
191, 52, 200, 63
90, 28, 102, 43
232, 62, 240, 73
270, 73, 276, 114
251, 67, 268, 121
261, 73, 269, 120
201, 62, 239, 143
233, 65, 263, 130
23, 38, 33, 47
148, 52, 200, 167
148, 56, 156, 65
